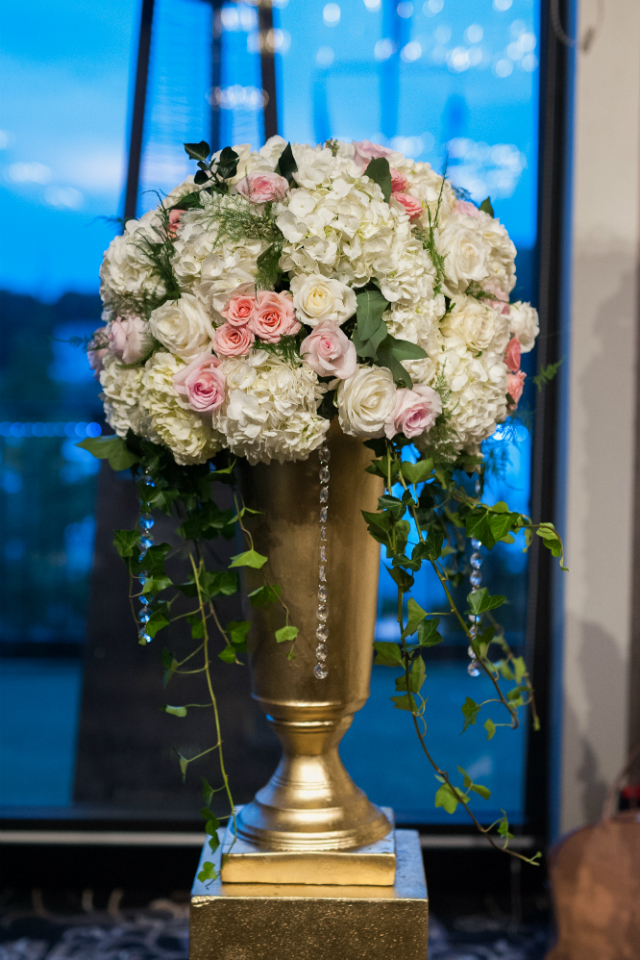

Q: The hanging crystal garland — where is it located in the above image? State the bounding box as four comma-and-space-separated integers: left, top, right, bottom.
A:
314, 443, 330, 680
467, 476, 483, 677
137, 472, 156, 645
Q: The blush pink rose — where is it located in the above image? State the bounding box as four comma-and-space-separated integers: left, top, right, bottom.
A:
505, 337, 521, 373
249, 291, 301, 343
168, 209, 183, 237
213, 322, 255, 357
352, 140, 394, 170
384, 384, 442, 440
300, 321, 357, 380
173, 352, 226, 413
395, 193, 423, 221
455, 199, 481, 219
390, 168, 408, 194
108, 316, 151, 364
88, 347, 108, 380
482, 282, 511, 316
221, 294, 256, 327
237, 172, 289, 204
507, 370, 526, 405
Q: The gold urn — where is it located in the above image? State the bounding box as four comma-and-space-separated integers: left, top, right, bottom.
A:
221, 424, 393, 879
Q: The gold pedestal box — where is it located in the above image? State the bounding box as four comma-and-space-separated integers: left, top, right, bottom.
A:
190, 829, 428, 960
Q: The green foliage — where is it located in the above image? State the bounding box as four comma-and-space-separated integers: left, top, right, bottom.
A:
461, 697, 481, 733
484, 718, 496, 740
113, 529, 140, 558
275, 625, 299, 643
248, 584, 282, 607
467, 587, 507, 616
229, 549, 268, 569
363, 157, 392, 202
533, 358, 563, 392
479, 196, 494, 217
165, 705, 188, 718
77, 436, 140, 471
275, 142, 298, 184
197, 860, 217, 883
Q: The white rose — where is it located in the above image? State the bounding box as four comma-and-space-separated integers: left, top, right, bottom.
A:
290, 274, 357, 327
337, 365, 397, 438
438, 216, 489, 292
442, 298, 509, 355
149, 293, 215, 361
508, 301, 539, 353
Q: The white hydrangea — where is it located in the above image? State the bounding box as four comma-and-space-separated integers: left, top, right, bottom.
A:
142, 352, 223, 465
508, 301, 540, 352
99, 210, 166, 316
436, 335, 509, 448
99, 355, 147, 439
213, 351, 329, 464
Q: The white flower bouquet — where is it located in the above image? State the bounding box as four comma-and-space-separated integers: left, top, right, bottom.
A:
82, 137, 563, 871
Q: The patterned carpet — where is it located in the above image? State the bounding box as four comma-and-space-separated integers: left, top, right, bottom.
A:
0, 899, 551, 960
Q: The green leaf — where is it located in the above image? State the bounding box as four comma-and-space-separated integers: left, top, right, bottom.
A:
275, 142, 298, 184
275, 625, 299, 644
184, 140, 210, 162
470, 782, 491, 800
467, 587, 507, 616
375, 346, 413, 388
208, 832, 221, 854
435, 782, 460, 814
479, 196, 494, 217
218, 646, 238, 663
417, 618, 443, 647
536, 523, 568, 569
142, 574, 172, 595
201, 778, 214, 807
113, 529, 140, 558
381, 334, 427, 362
390, 693, 415, 712
404, 598, 427, 637
388, 566, 414, 590
498, 816, 514, 840
353, 289, 389, 359
512, 656, 527, 684
408, 655, 426, 694
364, 157, 392, 202
146, 609, 170, 638
205, 815, 221, 835
377, 495, 406, 519
373, 641, 404, 666
229, 549, 268, 569
401, 459, 434, 486
461, 696, 481, 733
165, 704, 187, 718
77, 436, 139, 471
248, 584, 282, 607
197, 860, 217, 883
217, 145, 239, 180
178, 753, 189, 781
227, 620, 251, 648
484, 718, 496, 741
194, 170, 209, 185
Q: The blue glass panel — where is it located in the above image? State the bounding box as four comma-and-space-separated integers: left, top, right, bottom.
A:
0, 0, 136, 806
278, 0, 540, 824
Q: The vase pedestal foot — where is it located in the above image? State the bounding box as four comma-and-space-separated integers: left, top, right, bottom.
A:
190, 828, 428, 960
220, 805, 396, 885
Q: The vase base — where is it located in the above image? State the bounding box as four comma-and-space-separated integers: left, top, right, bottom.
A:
191, 827, 428, 960
219, 806, 396, 885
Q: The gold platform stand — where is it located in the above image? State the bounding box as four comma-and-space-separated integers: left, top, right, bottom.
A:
190, 828, 429, 960
220, 805, 396, 885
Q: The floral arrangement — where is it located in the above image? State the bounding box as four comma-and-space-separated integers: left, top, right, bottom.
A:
82, 137, 564, 879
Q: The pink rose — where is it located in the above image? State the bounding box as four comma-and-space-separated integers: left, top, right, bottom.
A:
482, 282, 511, 316
385, 384, 442, 440
300, 321, 357, 380
168, 209, 183, 237
173, 352, 226, 413
507, 370, 526, 405
394, 192, 423, 221
88, 348, 108, 380
505, 337, 521, 373
249, 290, 300, 343
352, 140, 394, 170
455, 199, 481, 219
108, 316, 151, 364
221, 294, 257, 327
390, 168, 408, 194
236, 172, 289, 204
213, 322, 255, 357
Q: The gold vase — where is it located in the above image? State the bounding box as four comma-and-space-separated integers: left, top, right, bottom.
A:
233, 424, 391, 853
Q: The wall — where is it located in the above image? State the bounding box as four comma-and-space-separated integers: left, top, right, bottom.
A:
557, 0, 640, 834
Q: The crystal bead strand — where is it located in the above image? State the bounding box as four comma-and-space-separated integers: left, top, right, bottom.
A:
137, 472, 156, 645
314, 444, 330, 680
467, 476, 482, 677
